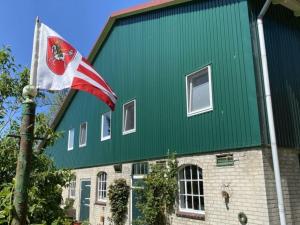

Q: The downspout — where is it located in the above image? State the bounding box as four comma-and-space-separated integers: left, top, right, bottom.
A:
257, 1, 286, 225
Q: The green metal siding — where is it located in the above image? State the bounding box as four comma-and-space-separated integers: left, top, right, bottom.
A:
48, 0, 261, 169
249, 1, 300, 148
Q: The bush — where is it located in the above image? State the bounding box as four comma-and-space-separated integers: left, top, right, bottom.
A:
108, 179, 130, 225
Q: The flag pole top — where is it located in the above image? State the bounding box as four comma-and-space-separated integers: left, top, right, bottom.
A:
28, 16, 41, 90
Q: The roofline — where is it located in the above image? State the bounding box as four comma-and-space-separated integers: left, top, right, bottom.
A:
45, 0, 192, 143
87, 0, 192, 63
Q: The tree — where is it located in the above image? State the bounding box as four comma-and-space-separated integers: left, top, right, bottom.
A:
0, 46, 72, 224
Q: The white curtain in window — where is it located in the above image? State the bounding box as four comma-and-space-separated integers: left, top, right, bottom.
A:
191, 74, 210, 112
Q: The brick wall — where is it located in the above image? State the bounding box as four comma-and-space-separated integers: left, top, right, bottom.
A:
262, 148, 300, 225
62, 148, 300, 225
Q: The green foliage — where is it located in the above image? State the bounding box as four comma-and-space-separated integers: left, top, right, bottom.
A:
0, 46, 73, 224
108, 179, 130, 225
0, 182, 14, 224
135, 154, 178, 225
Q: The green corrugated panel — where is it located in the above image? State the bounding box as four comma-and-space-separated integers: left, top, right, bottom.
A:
48, 0, 261, 169
248, 0, 300, 148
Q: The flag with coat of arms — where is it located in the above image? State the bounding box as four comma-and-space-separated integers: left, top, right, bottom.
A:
33, 20, 117, 110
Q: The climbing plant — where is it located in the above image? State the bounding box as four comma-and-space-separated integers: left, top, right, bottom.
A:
108, 179, 130, 225
135, 154, 178, 225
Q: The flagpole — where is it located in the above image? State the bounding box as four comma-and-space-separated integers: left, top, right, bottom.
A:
29, 17, 41, 87
12, 17, 40, 225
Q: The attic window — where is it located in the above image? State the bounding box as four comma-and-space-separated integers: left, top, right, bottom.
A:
123, 100, 136, 135
68, 128, 74, 151
101, 111, 111, 141
216, 154, 234, 167
79, 122, 87, 147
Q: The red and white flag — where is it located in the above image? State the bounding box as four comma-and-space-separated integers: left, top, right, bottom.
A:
35, 23, 117, 110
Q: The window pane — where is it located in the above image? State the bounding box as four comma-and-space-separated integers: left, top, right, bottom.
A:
198, 168, 203, 179
124, 102, 135, 131
199, 181, 204, 195
179, 169, 184, 180
80, 123, 87, 146
193, 181, 199, 195
187, 196, 193, 209
194, 196, 200, 210
187, 181, 192, 194
68, 129, 74, 149
180, 181, 185, 194
180, 195, 186, 208
185, 166, 191, 179
200, 197, 205, 210
102, 112, 111, 138
192, 166, 198, 179
191, 73, 210, 112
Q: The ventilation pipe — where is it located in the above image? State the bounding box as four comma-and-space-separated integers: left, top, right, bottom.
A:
257, 1, 286, 225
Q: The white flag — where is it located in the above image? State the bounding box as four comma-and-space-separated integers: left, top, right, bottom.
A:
35, 23, 117, 110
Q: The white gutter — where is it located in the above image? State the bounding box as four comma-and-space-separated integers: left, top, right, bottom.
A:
257, 1, 286, 225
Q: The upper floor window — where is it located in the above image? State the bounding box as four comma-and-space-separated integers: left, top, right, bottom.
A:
186, 65, 213, 116
178, 165, 204, 214
97, 172, 107, 202
79, 122, 87, 147
101, 111, 111, 141
68, 128, 74, 151
68, 179, 76, 199
123, 100, 136, 135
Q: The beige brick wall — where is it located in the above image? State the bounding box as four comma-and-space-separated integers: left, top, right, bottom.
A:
262, 148, 300, 225
62, 148, 300, 225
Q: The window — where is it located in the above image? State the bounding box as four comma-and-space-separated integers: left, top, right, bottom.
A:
123, 100, 136, 134
68, 179, 76, 199
132, 162, 148, 176
101, 111, 111, 141
186, 65, 213, 116
97, 172, 107, 202
178, 165, 204, 214
68, 128, 75, 150
79, 122, 87, 147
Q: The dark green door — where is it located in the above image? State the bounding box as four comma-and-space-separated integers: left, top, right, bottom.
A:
80, 180, 91, 221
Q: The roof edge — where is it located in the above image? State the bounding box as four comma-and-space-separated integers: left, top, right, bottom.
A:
87, 0, 192, 62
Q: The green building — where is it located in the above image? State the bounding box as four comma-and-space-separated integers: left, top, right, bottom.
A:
47, 0, 300, 224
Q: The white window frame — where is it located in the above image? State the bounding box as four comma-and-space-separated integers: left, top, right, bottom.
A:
122, 99, 136, 135
178, 165, 205, 215
96, 172, 107, 202
68, 179, 76, 199
186, 65, 213, 117
79, 122, 87, 148
101, 111, 111, 141
67, 128, 75, 151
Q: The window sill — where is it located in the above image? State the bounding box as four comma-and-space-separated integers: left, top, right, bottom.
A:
95, 201, 107, 206
101, 136, 111, 142
122, 129, 136, 135
176, 211, 205, 220
187, 106, 213, 117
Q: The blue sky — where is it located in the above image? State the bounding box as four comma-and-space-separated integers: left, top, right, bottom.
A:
0, 0, 148, 67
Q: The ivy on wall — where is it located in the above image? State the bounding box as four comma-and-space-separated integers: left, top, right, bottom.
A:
108, 179, 130, 225
135, 154, 178, 225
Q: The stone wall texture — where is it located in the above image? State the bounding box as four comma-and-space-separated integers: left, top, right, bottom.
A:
61, 148, 300, 225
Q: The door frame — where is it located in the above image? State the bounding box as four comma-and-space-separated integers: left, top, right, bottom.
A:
79, 178, 91, 221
